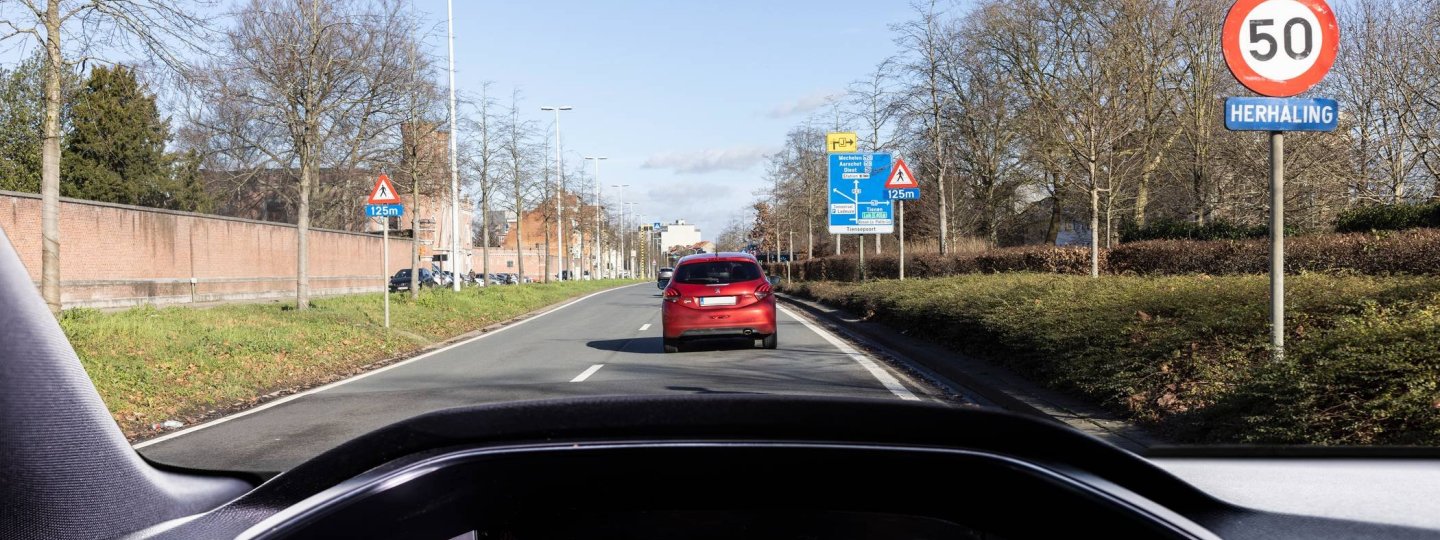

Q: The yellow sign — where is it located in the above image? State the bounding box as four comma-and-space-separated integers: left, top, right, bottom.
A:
826, 132, 858, 153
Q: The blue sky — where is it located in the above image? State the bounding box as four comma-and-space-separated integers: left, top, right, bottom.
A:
419, 0, 917, 240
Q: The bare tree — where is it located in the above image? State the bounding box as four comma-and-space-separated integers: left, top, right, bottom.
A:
499, 90, 537, 284
893, 0, 952, 254
189, 0, 415, 309
0, 0, 214, 314
461, 82, 498, 286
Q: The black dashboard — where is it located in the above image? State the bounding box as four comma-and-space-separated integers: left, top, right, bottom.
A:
125, 396, 1439, 539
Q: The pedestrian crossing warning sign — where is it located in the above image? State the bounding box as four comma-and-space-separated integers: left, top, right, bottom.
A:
367, 173, 401, 204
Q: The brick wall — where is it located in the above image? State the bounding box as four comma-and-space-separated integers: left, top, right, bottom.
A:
0, 191, 413, 309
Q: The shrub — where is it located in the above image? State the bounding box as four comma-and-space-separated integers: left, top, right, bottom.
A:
1335, 202, 1440, 233
1111, 230, 1440, 276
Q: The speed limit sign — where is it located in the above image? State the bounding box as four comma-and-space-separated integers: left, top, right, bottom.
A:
1222, 0, 1339, 97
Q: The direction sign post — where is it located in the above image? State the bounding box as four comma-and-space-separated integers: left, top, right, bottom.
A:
827, 153, 894, 235
1223, 0, 1339, 361
828, 152, 892, 282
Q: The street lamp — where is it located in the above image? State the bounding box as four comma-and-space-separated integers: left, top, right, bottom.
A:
585, 156, 607, 279
446, 0, 461, 291
541, 106, 572, 279
611, 184, 628, 279
625, 202, 640, 278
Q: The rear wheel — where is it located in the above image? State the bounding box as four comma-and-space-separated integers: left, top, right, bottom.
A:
760, 332, 777, 350
663, 338, 681, 354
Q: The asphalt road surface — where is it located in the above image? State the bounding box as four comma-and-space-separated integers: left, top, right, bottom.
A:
137, 283, 938, 473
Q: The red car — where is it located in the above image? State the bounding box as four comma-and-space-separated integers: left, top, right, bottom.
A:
661, 252, 777, 353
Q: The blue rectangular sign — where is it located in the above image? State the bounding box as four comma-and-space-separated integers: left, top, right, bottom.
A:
365, 204, 403, 218
828, 153, 894, 234
887, 188, 920, 201
1225, 97, 1339, 132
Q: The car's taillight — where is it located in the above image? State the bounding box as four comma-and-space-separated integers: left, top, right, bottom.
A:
755, 282, 772, 299
663, 288, 680, 302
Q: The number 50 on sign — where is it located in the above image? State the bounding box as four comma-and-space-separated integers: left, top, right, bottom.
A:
1222, 0, 1339, 97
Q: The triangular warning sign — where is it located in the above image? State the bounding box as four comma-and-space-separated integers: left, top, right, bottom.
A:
885, 158, 918, 189
368, 173, 402, 204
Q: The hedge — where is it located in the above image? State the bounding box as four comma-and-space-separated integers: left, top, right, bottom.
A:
768, 229, 1440, 280
1335, 202, 1440, 233
784, 274, 1440, 445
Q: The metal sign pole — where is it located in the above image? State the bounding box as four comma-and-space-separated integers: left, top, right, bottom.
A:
1270, 131, 1284, 361
382, 217, 390, 329
898, 201, 906, 281
859, 235, 865, 281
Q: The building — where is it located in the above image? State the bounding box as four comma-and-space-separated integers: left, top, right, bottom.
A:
488, 191, 601, 281
658, 219, 702, 254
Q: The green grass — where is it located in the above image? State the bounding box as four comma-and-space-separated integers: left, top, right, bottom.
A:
785, 274, 1440, 445
61, 280, 637, 439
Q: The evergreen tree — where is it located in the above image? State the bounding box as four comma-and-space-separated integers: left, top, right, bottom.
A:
162, 149, 213, 213
61, 65, 170, 206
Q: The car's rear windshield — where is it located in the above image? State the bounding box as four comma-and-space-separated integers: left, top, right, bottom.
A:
673, 261, 762, 284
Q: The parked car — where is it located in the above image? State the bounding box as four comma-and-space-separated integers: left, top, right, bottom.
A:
388, 268, 434, 292
661, 252, 776, 353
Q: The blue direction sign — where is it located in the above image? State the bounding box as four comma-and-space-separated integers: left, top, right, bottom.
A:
1225, 97, 1339, 132
828, 153, 894, 234
365, 204, 403, 218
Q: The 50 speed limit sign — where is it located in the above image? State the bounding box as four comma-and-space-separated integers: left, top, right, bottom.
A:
1223, 0, 1339, 97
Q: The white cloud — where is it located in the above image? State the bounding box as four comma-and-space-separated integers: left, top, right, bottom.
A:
641, 146, 775, 175
766, 90, 844, 119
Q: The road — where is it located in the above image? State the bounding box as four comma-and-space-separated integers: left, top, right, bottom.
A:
137, 283, 939, 473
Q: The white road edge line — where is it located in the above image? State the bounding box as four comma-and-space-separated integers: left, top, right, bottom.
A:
570, 364, 605, 382
638, 323, 651, 331
134, 283, 645, 449
778, 305, 920, 401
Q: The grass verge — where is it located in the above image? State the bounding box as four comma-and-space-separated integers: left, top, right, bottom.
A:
784, 274, 1440, 446
61, 280, 637, 440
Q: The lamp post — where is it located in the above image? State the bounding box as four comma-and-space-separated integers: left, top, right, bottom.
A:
585, 156, 607, 279
625, 202, 640, 277
446, 0, 461, 290
611, 183, 628, 278
540, 106, 572, 279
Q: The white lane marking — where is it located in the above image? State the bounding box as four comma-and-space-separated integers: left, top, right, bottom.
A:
778, 305, 921, 401
570, 364, 605, 382
134, 283, 646, 449
638, 323, 651, 331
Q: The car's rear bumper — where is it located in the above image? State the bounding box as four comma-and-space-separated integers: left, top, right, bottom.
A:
662, 300, 776, 339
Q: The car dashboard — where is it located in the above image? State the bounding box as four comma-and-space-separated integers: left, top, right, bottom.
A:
114, 396, 1440, 540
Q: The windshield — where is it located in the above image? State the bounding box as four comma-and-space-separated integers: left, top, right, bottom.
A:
4, 0, 1434, 476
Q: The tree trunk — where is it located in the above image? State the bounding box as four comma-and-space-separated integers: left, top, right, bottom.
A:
1089, 158, 1100, 278
1045, 172, 1062, 245
514, 179, 524, 285
40, 0, 62, 315
410, 174, 420, 298
481, 191, 490, 286
933, 114, 949, 255
1134, 174, 1150, 228
297, 149, 312, 310
806, 214, 813, 259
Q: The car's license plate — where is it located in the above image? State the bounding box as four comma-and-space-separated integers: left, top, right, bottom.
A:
699, 296, 737, 306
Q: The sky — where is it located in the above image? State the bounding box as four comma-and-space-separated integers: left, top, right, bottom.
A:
416, 0, 917, 241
